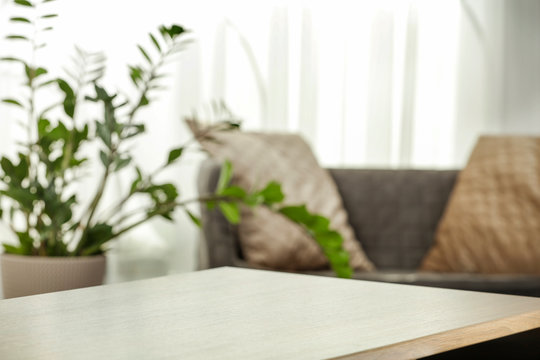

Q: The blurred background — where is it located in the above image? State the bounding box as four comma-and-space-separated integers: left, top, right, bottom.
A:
0, 0, 539, 284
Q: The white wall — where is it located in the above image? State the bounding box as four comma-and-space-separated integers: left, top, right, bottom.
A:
502, 0, 540, 133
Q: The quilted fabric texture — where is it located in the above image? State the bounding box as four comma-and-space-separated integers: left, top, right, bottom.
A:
422, 136, 540, 273
190, 124, 374, 271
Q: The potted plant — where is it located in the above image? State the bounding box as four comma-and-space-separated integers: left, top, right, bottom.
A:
0, 0, 352, 298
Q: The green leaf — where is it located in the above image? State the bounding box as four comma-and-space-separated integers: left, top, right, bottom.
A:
149, 33, 161, 52
279, 205, 312, 224
81, 223, 114, 256
3, 244, 27, 255
160, 183, 178, 201
14, 0, 33, 7
278, 204, 352, 278
216, 160, 233, 193
186, 209, 201, 227
308, 215, 331, 234
315, 231, 343, 250
159, 213, 173, 221
0, 157, 16, 178
114, 157, 131, 172
0, 187, 36, 209
159, 24, 187, 40
69, 157, 87, 167
166, 147, 183, 165
5, 35, 29, 41
258, 181, 285, 205
99, 150, 109, 167
57, 79, 76, 118
10, 17, 31, 23
16, 231, 34, 248
327, 249, 350, 264
169, 25, 187, 37
47, 121, 68, 142
333, 265, 353, 279
0, 57, 25, 63
243, 193, 264, 207
140, 95, 149, 106
122, 124, 145, 139
37, 118, 51, 137
326, 249, 351, 278
137, 45, 152, 64
129, 65, 143, 86
130, 178, 141, 194
96, 121, 111, 147
75, 124, 89, 144
218, 202, 240, 224
35, 67, 48, 78
57, 78, 75, 96
41, 14, 58, 19
13, 154, 29, 182
24, 64, 32, 80
220, 186, 246, 199
94, 84, 111, 101
1, 98, 23, 107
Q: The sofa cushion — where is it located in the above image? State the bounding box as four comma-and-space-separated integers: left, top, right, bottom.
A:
305, 269, 540, 297
189, 125, 374, 271
229, 256, 540, 296
422, 136, 540, 274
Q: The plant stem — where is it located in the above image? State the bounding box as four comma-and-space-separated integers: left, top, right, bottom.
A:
112, 194, 233, 227
112, 202, 175, 239
74, 165, 110, 255
113, 215, 153, 239
126, 45, 175, 123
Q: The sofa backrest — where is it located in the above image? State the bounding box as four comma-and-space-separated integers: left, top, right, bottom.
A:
197, 158, 458, 270
329, 169, 457, 270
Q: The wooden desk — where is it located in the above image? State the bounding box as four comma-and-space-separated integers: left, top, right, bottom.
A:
1, 267, 540, 359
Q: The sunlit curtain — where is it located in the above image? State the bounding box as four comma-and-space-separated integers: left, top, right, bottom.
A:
219, 0, 509, 169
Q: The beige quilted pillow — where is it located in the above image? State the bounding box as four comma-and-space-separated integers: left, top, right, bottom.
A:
422, 136, 540, 274
192, 127, 374, 271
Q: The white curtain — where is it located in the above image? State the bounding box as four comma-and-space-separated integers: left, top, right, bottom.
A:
1, 0, 539, 284
218, 0, 510, 169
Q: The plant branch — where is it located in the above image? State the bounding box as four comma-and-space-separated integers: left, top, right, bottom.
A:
126, 41, 180, 123
112, 201, 176, 239
73, 164, 110, 255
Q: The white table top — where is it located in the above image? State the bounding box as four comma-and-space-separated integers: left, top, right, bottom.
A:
1, 267, 540, 359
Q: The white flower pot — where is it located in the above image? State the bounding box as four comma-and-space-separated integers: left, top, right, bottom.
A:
1, 253, 106, 299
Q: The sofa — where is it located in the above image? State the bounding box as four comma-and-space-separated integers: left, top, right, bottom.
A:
197, 159, 540, 297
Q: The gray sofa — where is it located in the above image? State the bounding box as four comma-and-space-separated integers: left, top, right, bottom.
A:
197, 159, 540, 297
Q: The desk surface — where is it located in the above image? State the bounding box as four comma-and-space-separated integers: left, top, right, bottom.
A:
1, 267, 540, 359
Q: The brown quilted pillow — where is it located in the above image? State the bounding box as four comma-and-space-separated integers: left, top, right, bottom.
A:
190, 125, 374, 271
422, 136, 540, 274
